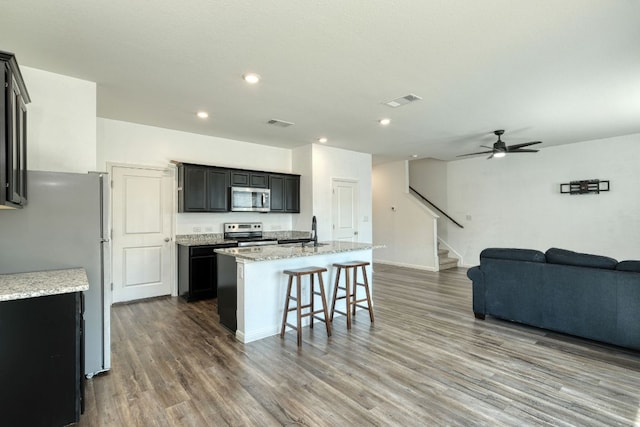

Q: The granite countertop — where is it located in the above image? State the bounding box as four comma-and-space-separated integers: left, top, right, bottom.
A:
215, 241, 380, 261
175, 231, 311, 247
0, 268, 89, 302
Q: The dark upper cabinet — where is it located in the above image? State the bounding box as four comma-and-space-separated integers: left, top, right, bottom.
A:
269, 174, 300, 213
178, 163, 299, 213
206, 168, 230, 211
284, 175, 300, 213
231, 170, 268, 188
1, 51, 30, 209
179, 164, 229, 212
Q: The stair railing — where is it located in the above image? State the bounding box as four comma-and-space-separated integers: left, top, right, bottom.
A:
408, 186, 464, 229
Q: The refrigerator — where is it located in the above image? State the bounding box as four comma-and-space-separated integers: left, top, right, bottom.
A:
0, 170, 111, 377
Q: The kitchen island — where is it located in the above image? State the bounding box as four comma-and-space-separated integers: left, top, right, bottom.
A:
216, 241, 378, 343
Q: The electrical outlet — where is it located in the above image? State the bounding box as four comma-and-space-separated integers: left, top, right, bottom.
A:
193, 226, 202, 232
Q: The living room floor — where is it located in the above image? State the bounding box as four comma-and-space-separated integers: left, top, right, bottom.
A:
80, 265, 640, 426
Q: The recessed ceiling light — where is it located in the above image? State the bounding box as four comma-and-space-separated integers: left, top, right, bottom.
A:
379, 118, 391, 126
318, 137, 328, 143
242, 73, 261, 84
196, 111, 209, 119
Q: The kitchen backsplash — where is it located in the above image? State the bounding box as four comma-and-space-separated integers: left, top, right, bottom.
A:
176, 212, 298, 235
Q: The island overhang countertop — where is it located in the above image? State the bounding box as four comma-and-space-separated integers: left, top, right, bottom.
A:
215, 241, 380, 261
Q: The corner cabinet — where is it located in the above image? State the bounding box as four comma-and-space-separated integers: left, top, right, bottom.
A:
1, 51, 30, 209
269, 174, 300, 213
178, 164, 229, 212
0, 292, 83, 426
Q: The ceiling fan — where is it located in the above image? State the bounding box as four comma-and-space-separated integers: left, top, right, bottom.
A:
457, 130, 542, 159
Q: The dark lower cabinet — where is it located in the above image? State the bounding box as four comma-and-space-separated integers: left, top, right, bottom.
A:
178, 243, 237, 301
0, 292, 83, 426
217, 253, 238, 332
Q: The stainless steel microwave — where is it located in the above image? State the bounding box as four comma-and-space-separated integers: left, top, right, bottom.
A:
230, 187, 270, 212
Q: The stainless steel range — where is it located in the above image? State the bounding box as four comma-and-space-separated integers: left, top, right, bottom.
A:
223, 222, 278, 247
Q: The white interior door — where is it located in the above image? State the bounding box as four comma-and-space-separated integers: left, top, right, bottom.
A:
332, 179, 359, 242
112, 165, 174, 303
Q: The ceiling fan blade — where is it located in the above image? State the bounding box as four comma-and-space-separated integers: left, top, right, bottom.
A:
456, 150, 494, 157
480, 145, 493, 150
509, 149, 539, 153
507, 141, 542, 150
487, 153, 494, 160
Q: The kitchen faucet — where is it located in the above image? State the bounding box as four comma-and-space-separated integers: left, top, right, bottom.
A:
311, 215, 318, 246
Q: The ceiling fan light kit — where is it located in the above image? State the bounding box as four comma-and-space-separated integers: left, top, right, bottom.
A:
457, 129, 542, 159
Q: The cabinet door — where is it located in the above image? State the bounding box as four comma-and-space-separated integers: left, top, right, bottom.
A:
249, 172, 268, 188
5, 70, 27, 207
284, 176, 300, 213
190, 255, 217, 299
207, 168, 229, 211
230, 171, 250, 187
182, 166, 207, 212
269, 175, 285, 212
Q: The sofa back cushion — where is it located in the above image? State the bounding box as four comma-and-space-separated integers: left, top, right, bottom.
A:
545, 247, 617, 270
480, 248, 546, 263
616, 261, 640, 273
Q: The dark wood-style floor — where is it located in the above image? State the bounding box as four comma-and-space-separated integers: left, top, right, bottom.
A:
79, 265, 640, 426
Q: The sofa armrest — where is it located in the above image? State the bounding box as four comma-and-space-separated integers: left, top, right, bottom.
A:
467, 266, 486, 319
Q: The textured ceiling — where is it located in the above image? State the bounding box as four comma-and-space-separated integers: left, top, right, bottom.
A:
2, 0, 639, 163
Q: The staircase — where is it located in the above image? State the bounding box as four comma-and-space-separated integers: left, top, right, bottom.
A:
438, 243, 459, 271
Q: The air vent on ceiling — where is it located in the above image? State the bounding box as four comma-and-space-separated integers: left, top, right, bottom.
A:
267, 119, 295, 128
383, 93, 422, 108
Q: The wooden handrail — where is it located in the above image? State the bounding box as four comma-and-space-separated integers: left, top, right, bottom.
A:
409, 186, 464, 229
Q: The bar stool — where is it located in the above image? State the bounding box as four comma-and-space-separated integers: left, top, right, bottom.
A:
330, 261, 374, 329
281, 266, 332, 346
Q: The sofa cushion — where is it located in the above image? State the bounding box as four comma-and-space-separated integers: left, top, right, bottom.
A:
616, 261, 640, 273
545, 247, 617, 270
480, 248, 546, 263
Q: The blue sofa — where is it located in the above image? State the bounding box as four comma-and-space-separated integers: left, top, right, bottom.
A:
467, 247, 640, 351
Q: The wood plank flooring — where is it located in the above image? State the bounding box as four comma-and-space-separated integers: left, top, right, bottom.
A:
78, 265, 640, 426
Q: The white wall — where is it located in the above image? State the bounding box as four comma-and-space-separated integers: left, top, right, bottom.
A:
97, 118, 294, 234
292, 144, 314, 232
22, 67, 96, 173
373, 161, 438, 270
444, 133, 640, 265
309, 144, 373, 244
409, 157, 449, 240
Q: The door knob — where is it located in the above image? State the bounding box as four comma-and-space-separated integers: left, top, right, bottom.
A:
164, 237, 171, 242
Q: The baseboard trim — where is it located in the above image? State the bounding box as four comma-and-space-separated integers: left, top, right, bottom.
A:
373, 260, 438, 272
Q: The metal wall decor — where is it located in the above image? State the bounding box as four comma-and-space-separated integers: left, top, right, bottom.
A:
560, 179, 610, 195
